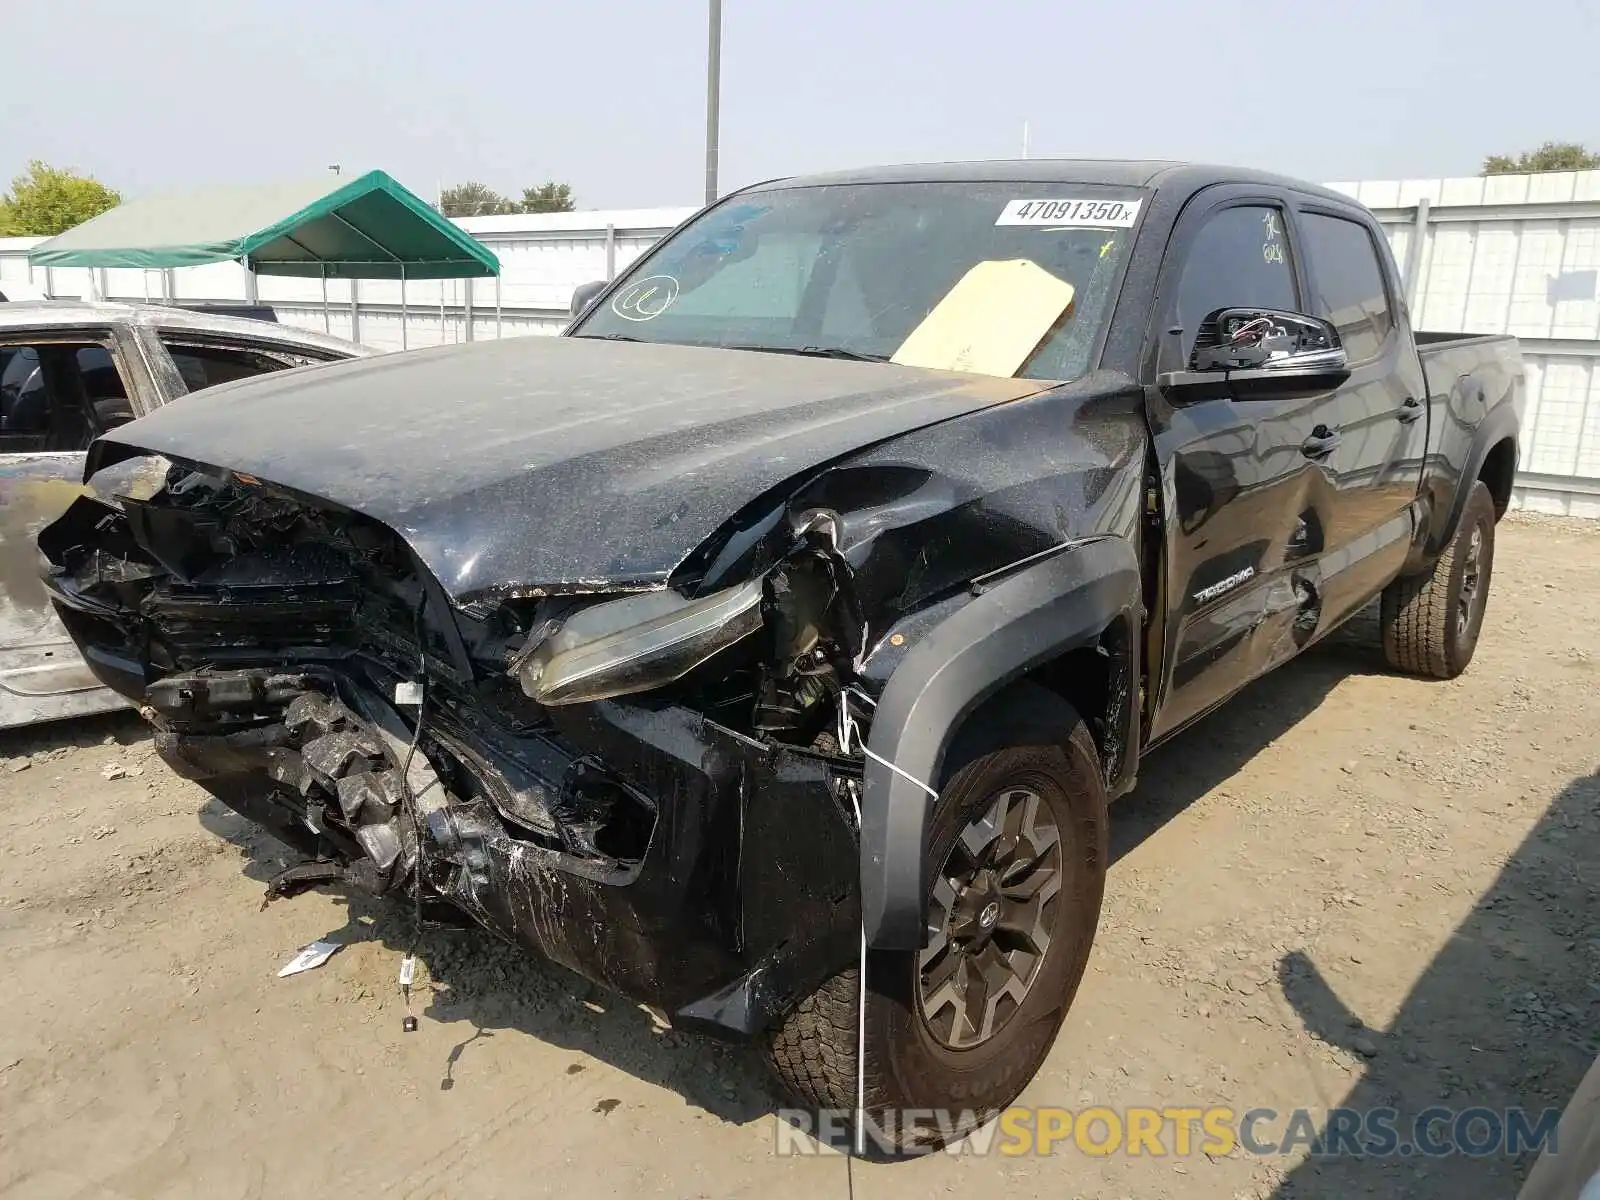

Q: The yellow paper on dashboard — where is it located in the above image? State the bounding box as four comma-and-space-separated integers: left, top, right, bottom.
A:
890, 259, 1075, 377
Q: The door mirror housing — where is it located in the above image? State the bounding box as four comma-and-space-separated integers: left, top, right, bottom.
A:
1160, 308, 1350, 399
569, 280, 609, 319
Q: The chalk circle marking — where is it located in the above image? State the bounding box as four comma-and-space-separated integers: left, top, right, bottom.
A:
611, 275, 680, 322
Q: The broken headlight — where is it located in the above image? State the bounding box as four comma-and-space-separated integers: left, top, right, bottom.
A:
515, 579, 764, 706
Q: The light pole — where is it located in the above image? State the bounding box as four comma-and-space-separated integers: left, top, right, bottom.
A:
705, 0, 721, 205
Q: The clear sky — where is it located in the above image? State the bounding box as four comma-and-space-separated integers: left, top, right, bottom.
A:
8, 0, 1599, 210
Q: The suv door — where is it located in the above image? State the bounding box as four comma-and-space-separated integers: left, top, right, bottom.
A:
1146, 193, 1345, 741
0, 329, 164, 727
1289, 203, 1427, 627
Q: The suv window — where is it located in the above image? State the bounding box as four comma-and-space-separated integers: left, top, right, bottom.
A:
0, 340, 127, 451
1299, 212, 1393, 363
1174, 205, 1298, 359
159, 339, 325, 394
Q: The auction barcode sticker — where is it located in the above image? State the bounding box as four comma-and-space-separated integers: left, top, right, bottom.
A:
996, 198, 1142, 228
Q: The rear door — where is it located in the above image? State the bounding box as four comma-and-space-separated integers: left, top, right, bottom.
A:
1287, 202, 1427, 627
1146, 190, 1344, 741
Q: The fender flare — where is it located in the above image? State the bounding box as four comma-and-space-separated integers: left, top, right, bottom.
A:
1433, 400, 1519, 554
860, 536, 1142, 949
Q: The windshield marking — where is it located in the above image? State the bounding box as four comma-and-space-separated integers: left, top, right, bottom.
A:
610, 275, 680, 321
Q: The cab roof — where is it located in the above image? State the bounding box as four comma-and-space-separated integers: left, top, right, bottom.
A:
749, 159, 1358, 208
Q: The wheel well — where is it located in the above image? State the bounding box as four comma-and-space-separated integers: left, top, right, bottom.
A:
951, 617, 1134, 787
1032, 645, 1109, 752
1478, 438, 1516, 519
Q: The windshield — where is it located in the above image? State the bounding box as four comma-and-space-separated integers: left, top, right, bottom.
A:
570, 180, 1144, 381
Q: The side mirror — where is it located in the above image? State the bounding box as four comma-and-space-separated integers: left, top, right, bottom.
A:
1160, 308, 1350, 398
569, 280, 609, 319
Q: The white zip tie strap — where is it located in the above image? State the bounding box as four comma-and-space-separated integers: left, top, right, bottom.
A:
837, 691, 941, 1157
860, 745, 939, 799
850, 782, 868, 1158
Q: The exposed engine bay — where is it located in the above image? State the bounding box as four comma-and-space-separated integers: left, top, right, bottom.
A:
55, 462, 874, 750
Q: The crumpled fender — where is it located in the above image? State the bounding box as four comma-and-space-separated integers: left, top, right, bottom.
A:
860, 536, 1141, 949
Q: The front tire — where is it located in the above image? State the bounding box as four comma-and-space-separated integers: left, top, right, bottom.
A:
764, 687, 1107, 1154
1381, 480, 1497, 679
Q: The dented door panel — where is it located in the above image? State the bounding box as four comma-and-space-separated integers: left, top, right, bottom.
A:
1146, 391, 1333, 741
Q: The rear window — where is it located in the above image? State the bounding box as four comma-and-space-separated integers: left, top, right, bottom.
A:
158, 339, 335, 394
1298, 213, 1394, 363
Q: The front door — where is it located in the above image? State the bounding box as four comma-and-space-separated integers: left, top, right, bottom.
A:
1145, 194, 1346, 742
0, 330, 162, 727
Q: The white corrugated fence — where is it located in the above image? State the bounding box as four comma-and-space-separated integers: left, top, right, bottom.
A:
1328, 170, 1600, 517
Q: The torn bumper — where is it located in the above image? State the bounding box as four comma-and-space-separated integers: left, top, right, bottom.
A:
61, 659, 860, 1039
176, 672, 857, 1036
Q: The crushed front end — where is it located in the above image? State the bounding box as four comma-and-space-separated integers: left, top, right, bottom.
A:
39, 464, 866, 1037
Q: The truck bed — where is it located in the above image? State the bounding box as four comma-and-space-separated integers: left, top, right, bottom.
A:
1415, 331, 1523, 414
1414, 329, 1518, 352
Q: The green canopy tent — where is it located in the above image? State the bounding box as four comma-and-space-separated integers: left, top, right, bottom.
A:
28, 170, 502, 346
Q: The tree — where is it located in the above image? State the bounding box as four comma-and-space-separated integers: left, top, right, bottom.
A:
0, 160, 121, 236
438, 181, 515, 217
1482, 142, 1600, 176
436, 179, 577, 218
517, 182, 575, 213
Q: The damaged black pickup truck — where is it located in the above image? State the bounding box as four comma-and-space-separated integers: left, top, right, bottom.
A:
40, 161, 1521, 1150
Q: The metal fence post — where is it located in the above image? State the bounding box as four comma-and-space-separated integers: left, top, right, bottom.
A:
605, 224, 617, 280
1404, 198, 1430, 316
464, 276, 474, 342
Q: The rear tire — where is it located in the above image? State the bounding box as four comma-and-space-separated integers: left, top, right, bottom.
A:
764, 686, 1107, 1155
1380, 479, 1497, 679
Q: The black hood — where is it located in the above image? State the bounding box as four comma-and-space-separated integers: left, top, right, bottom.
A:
88, 335, 1051, 603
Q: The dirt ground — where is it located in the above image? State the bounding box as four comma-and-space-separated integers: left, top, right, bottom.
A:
1, 514, 1596, 1200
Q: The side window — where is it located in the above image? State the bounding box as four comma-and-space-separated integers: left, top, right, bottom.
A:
160, 340, 303, 394
1173, 205, 1298, 358
0, 340, 125, 451
1298, 212, 1393, 363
